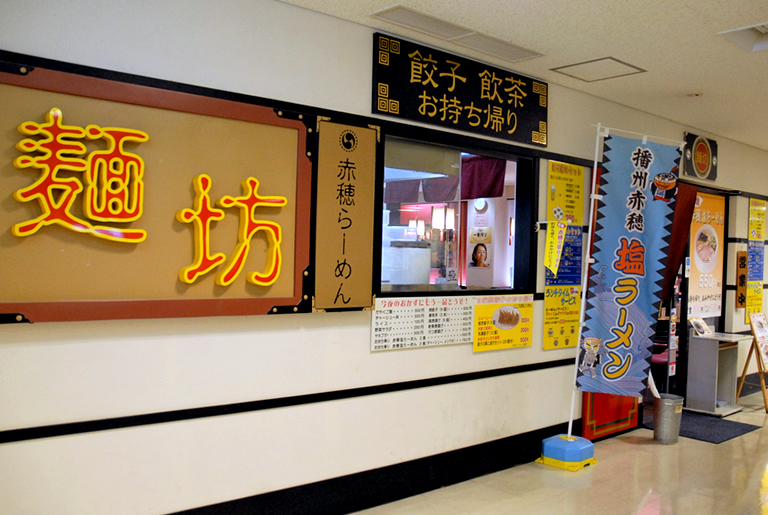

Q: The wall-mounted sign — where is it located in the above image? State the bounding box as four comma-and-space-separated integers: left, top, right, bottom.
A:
372, 33, 548, 146
687, 193, 725, 318
0, 58, 312, 322
469, 226, 492, 244
371, 296, 474, 351
746, 198, 766, 322
736, 250, 748, 309
544, 161, 585, 350
543, 221, 567, 277
683, 132, 718, 181
473, 295, 534, 352
370, 294, 533, 352
314, 121, 378, 310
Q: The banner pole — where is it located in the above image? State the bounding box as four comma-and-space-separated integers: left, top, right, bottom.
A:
537, 125, 602, 472
566, 123, 605, 438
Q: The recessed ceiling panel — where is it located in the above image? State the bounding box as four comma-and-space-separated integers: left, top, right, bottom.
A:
551, 57, 646, 82
718, 22, 768, 52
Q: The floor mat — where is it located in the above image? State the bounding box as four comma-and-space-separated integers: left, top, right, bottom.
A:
738, 372, 764, 397
644, 411, 760, 444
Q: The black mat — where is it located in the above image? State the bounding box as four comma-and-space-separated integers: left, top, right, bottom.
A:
644, 411, 760, 444
738, 372, 764, 397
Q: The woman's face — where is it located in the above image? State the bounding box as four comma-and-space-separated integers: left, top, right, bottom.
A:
476, 245, 486, 262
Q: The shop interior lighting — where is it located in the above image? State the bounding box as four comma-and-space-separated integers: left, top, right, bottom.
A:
446, 207, 455, 230
432, 206, 445, 231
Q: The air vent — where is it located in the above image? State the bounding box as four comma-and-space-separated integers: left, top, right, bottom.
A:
371, 5, 542, 63
453, 33, 541, 62
372, 6, 474, 40
550, 57, 646, 82
718, 22, 768, 52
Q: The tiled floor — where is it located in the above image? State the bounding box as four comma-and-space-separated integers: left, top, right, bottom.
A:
356, 391, 768, 514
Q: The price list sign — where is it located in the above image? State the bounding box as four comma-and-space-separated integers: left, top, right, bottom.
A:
371, 297, 474, 351
473, 295, 534, 352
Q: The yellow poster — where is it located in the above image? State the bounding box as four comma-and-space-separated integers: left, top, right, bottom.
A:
544, 161, 585, 350
687, 193, 725, 318
543, 285, 581, 350
746, 281, 764, 320
746, 198, 766, 322
750, 198, 766, 241
544, 221, 568, 277
473, 295, 533, 352
547, 161, 585, 225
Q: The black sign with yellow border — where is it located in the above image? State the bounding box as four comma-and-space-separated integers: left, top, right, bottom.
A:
372, 33, 548, 146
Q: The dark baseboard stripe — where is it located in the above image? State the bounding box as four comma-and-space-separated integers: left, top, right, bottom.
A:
728, 237, 768, 244
174, 420, 582, 515
0, 358, 573, 445
725, 284, 768, 290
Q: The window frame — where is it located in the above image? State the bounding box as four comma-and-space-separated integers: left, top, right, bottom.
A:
374, 121, 541, 298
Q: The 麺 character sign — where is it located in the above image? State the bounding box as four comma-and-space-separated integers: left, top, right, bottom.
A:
13, 107, 148, 242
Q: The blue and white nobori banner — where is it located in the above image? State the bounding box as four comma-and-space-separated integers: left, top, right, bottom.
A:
578, 134, 680, 398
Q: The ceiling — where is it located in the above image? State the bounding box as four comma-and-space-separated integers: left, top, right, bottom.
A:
278, 0, 768, 152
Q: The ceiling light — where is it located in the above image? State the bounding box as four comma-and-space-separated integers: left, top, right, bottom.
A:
550, 58, 646, 82
718, 22, 768, 52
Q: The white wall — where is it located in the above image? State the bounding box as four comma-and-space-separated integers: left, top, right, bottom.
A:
1, 1, 767, 513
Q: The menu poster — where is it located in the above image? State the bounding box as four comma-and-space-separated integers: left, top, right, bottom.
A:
543, 285, 581, 349
371, 296, 474, 351
543, 161, 585, 350
689, 316, 713, 336
473, 295, 534, 352
687, 193, 725, 318
746, 198, 766, 323
543, 221, 567, 277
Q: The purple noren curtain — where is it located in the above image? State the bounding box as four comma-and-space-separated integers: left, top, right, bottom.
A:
422, 176, 460, 203
384, 179, 420, 204
460, 156, 506, 200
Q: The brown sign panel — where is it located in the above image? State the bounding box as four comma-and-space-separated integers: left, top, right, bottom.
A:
314, 121, 377, 310
736, 250, 748, 309
0, 61, 311, 322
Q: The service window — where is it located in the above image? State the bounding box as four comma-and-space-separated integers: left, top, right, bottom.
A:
380, 136, 535, 293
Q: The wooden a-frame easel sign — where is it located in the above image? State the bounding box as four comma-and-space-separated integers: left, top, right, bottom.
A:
737, 312, 768, 412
